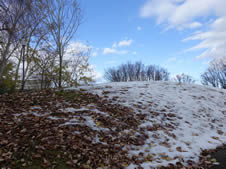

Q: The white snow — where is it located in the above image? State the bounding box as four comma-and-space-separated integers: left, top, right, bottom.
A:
60, 107, 89, 113
77, 81, 226, 168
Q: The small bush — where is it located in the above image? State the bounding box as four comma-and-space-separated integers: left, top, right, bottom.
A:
173, 73, 195, 84
0, 62, 16, 94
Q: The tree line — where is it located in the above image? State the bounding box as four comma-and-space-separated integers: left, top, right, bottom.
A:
104, 62, 169, 82
104, 59, 226, 89
0, 0, 92, 94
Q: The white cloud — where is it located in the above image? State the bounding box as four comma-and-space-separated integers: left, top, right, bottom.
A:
65, 41, 92, 60
91, 52, 98, 57
140, 0, 226, 59
140, 0, 177, 24
187, 22, 202, 29
137, 26, 142, 31
111, 39, 134, 48
88, 65, 104, 83
103, 48, 128, 55
140, 0, 225, 29
103, 38, 133, 55
118, 39, 134, 47
184, 17, 226, 59
66, 41, 91, 54
92, 70, 103, 82
103, 48, 117, 55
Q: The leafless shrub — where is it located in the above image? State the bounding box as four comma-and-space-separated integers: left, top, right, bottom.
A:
173, 73, 195, 84
104, 61, 169, 82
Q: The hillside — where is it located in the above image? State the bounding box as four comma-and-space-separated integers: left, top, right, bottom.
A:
77, 81, 226, 168
0, 81, 226, 169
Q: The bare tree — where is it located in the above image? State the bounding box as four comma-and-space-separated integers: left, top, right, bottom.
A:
146, 65, 155, 81
45, 0, 83, 88
19, 0, 49, 90
104, 62, 170, 82
34, 46, 57, 89
31, 42, 93, 88
146, 65, 169, 81
173, 73, 195, 84
0, 0, 48, 89
0, 0, 30, 83
127, 62, 135, 81
104, 68, 121, 82
219, 63, 226, 89
65, 46, 93, 86
201, 58, 226, 89
121, 64, 128, 81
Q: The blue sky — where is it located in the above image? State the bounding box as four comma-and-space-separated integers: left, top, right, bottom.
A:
73, 0, 226, 82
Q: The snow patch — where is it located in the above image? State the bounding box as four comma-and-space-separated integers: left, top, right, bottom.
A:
77, 81, 226, 168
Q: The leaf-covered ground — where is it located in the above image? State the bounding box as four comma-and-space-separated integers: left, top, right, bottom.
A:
0, 83, 225, 169
0, 90, 136, 169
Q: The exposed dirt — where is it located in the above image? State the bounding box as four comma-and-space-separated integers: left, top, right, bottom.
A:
210, 145, 226, 169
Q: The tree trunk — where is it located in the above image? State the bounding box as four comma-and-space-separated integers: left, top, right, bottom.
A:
0, 31, 13, 84
14, 49, 23, 88
59, 53, 62, 88
0, 60, 7, 84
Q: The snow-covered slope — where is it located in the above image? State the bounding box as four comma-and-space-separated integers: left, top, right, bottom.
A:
78, 81, 226, 168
